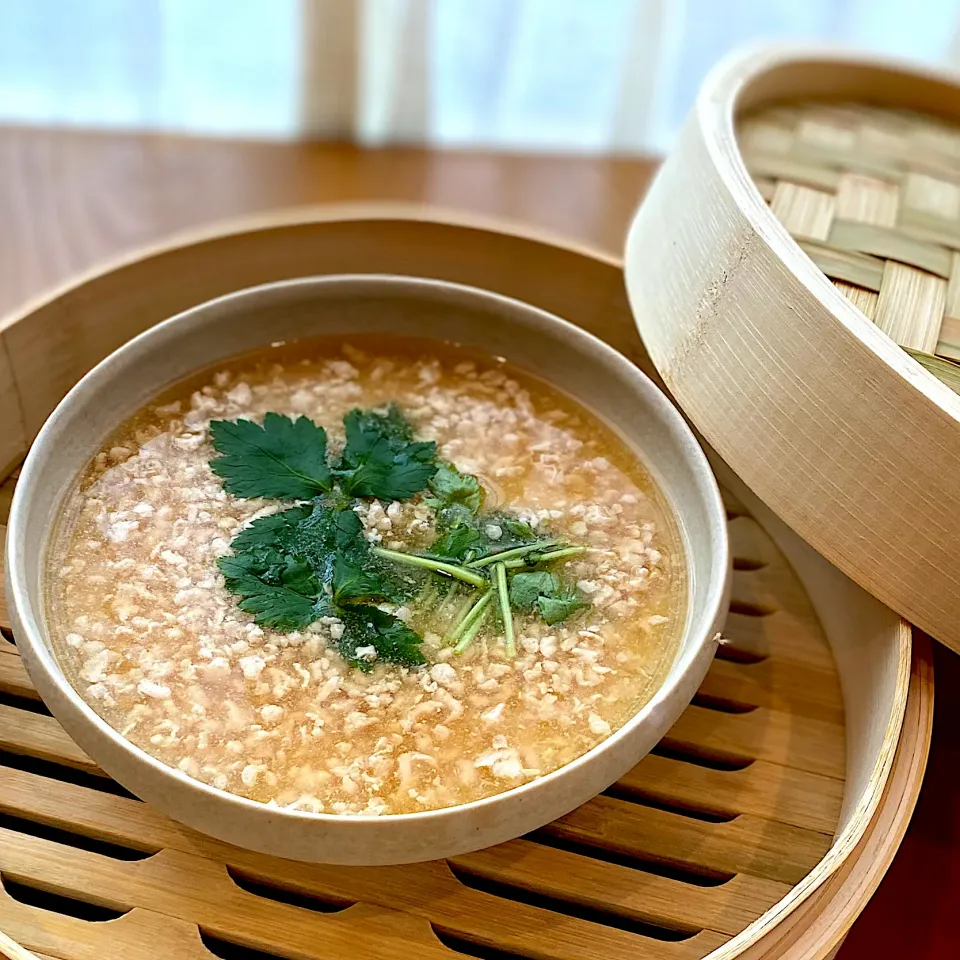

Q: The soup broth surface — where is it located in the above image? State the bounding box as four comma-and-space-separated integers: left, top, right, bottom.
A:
48, 337, 685, 815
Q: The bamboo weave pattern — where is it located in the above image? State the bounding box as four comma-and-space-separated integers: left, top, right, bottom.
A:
740, 102, 960, 367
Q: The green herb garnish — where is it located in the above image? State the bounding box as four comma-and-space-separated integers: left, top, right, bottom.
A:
218, 554, 322, 632
426, 523, 487, 564
370, 545, 486, 587
493, 562, 515, 658
538, 588, 591, 626
509, 571, 561, 612
426, 462, 484, 516
507, 570, 589, 624
210, 414, 332, 500
335, 405, 437, 500
339, 605, 425, 668
210, 403, 590, 670
211, 404, 438, 504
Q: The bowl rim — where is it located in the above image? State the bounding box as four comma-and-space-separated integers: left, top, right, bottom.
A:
7, 272, 729, 827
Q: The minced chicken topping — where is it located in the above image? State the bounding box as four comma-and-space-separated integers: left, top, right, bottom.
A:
48, 339, 683, 815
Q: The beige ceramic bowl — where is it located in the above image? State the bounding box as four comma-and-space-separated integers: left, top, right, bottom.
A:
6, 275, 729, 865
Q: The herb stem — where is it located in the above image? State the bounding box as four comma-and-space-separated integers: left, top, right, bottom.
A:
447, 590, 492, 645
371, 547, 486, 587
454, 598, 493, 654
418, 579, 439, 610
536, 546, 587, 563
436, 581, 460, 615
494, 562, 515, 658
449, 591, 475, 630
467, 540, 558, 569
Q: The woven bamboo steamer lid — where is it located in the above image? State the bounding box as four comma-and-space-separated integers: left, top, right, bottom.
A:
626, 44, 960, 653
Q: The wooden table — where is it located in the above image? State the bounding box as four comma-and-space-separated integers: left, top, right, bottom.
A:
0, 125, 954, 958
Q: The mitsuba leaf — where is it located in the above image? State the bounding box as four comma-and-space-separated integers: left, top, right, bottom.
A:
493, 515, 540, 546
427, 463, 483, 516
210, 402, 593, 665
279, 556, 322, 596
454, 512, 543, 565
225, 506, 316, 584
210, 414, 332, 499
537, 588, 590, 626
332, 557, 394, 605
509, 571, 560, 612
293, 503, 365, 577
338, 605, 425, 670
218, 555, 321, 631
231, 505, 312, 554
337, 406, 437, 500
238, 590, 319, 632
426, 522, 486, 563
295, 502, 413, 604
506, 567, 590, 625
345, 404, 416, 443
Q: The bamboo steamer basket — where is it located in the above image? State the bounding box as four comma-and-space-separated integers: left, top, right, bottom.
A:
0, 209, 932, 959
626, 45, 960, 655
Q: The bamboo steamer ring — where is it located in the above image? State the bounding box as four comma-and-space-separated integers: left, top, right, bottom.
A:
625, 45, 960, 655
0, 207, 932, 959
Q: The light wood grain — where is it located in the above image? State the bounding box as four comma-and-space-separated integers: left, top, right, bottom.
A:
741, 152, 842, 191
625, 44, 960, 654
834, 174, 899, 227
0, 651, 38, 702
618, 755, 843, 834
874, 261, 946, 352
0, 831, 459, 960
546, 796, 832, 886
453, 842, 791, 937
0, 488, 844, 958
0, 905, 212, 960
0, 475, 16, 525
0, 348, 25, 483
902, 172, 960, 219
0, 205, 925, 958
770, 184, 835, 241
833, 282, 879, 321
828, 221, 952, 278
0, 130, 654, 324
0, 761, 737, 954
0, 928, 40, 960
0, 704, 99, 774
0, 754, 784, 941
721, 610, 835, 670
0, 525, 9, 630
665, 706, 843, 779
710, 636, 933, 960
798, 241, 884, 291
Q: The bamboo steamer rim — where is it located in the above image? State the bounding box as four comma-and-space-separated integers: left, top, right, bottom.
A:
702, 44, 960, 421
0, 206, 930, 958
0, 203, 624, 336
626, 44, 960, 655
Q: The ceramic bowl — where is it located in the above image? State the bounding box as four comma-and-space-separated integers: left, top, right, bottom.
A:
6, 275, 729, 864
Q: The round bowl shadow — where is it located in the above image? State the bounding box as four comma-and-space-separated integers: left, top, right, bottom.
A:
6, 275, 730, 865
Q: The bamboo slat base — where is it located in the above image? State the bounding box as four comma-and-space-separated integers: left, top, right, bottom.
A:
0, 470, 844, 960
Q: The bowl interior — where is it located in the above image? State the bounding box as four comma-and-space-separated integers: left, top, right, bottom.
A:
9, 274, 728, 820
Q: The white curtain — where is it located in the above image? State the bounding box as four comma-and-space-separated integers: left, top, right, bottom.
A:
2, 0, 960, 153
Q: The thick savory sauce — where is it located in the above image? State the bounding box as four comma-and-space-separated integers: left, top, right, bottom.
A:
47, 337, 685, 815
